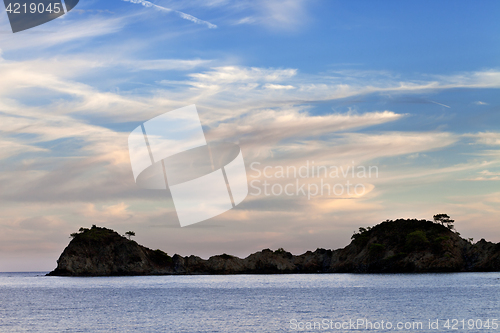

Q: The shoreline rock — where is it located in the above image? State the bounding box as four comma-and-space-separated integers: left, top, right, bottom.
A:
47, 220, 500, 276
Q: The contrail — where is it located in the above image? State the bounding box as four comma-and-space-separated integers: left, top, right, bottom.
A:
429, 100, 451, 108
123, 0, 217, 29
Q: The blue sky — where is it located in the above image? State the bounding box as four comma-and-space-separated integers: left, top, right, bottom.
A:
0, 0, 499, 271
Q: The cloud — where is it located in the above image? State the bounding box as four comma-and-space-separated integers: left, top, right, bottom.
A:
123, 0, 217, 29
0, 55, 496, 209
175, 0, 310, 30
263, 83, 295, 90
123, 58, 211, 71
183, 67, 500, 108
447, 192, 500, 226
230, 0, 310, 30
326, 132, 458, 162
0, 140, 48, 160
465, 132, 500, 146
479, 170, 500, 176
81, 202, 133, 221
205, 109, 404, 152
259, 0, 309, 29
235, 17, 258, 25
0, 16, 127, 51
189, 66, 297, 84
464, 176, 500, 181
0, 212, 68, 253
475, 101, 489, 105
461, 170, 500, 181
428, 100, 451, 108
379, 160, 493, 184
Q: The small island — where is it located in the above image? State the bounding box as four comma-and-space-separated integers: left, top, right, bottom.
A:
47, 216, 500, 276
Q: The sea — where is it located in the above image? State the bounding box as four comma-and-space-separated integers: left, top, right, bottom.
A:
0, 272, 498, 332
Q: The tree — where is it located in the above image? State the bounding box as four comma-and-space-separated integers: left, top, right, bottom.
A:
433, 214, 455, 229
406, 230, 429, 251
125, 231, 136, 240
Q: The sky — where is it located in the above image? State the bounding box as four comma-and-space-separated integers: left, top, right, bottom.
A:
0, 0, 499, 271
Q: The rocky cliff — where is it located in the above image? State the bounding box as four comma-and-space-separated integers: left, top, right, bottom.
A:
47, 220, 500, 276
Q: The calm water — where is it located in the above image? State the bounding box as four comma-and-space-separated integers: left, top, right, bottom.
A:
0, 272, 499, 332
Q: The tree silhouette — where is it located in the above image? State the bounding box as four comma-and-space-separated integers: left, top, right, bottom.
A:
125, 231, 136, 240
433, 214, 455, 229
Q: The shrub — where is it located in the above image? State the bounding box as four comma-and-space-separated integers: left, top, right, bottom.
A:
368, 243, 385, 256
406, 230, 429, 251
433, 236, 449, 243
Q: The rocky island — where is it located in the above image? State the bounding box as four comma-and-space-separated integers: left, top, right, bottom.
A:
47, 218, 500, 276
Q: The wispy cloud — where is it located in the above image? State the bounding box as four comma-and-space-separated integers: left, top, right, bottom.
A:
263, 83, 295, 90
231, 0, 310, 30
429, 100, 451, 108
123, 0, 217, 29
0, 16, 127, 51
465, 132, 500, 146
0, 140, 48, 160
462, 170, 500, 181
120, 58, 212, 71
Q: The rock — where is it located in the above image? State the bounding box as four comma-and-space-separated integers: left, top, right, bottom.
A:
47, 226, 175, 276
47, 220, 500, 276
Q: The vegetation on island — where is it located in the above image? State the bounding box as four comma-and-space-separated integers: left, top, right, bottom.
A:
352, 214, 460, 250
51, 214, 500, 276
70, 224, 118, 241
